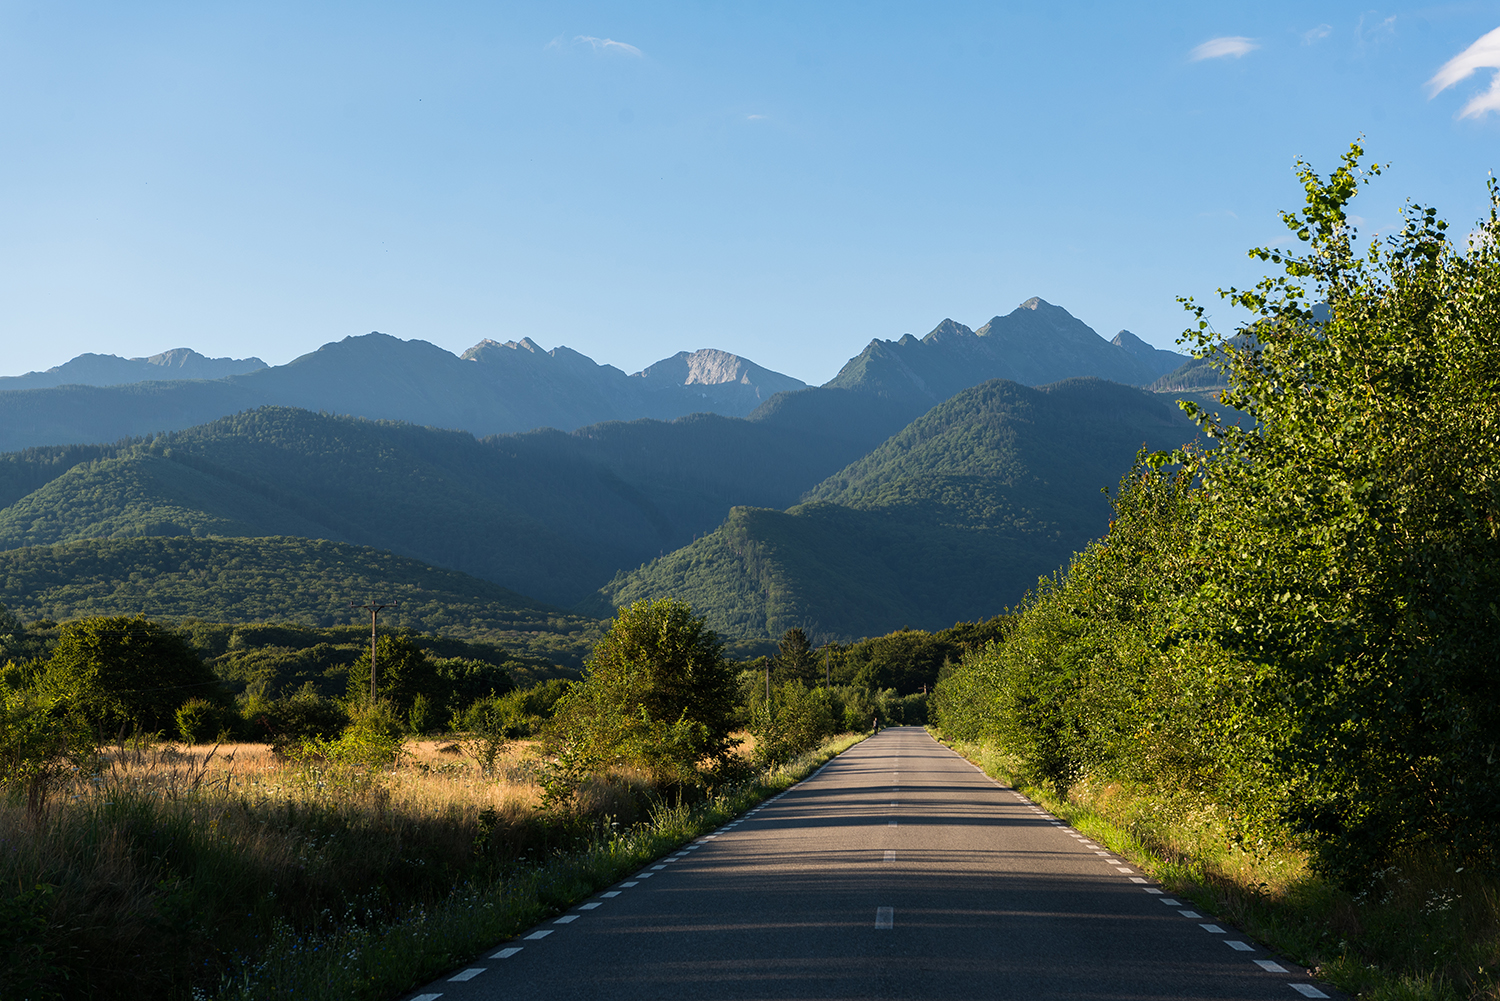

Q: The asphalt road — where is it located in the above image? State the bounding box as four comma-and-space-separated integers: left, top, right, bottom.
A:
402, 727, 1338, 1001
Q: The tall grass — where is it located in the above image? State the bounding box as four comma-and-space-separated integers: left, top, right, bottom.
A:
0, 733, 865, 1001
945, 736, 1500, 1001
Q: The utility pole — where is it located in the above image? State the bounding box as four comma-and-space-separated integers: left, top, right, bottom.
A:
351, 599, 398, 701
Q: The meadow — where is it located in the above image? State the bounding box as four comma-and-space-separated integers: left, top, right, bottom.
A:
2, 728, 864, 1001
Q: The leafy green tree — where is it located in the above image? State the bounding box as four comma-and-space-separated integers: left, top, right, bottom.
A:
1174, 141, 1500, 880
547, 598, 738, 786
0, 683, 96, 815
749, 680, 836, 767
347, 632, 443, 716
44, 615, 220, 733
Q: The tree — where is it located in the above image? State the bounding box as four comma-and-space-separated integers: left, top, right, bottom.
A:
1176, 141, 1500, 881
347, 632, 443, 720
44, 616, 221, 734
547, 598, 738, 787
773, 628, 817, 684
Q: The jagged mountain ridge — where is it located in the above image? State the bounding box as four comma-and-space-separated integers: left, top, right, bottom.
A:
0, 299, 1180, 453
0, 335, 807, 452
824, 298, 1184, 407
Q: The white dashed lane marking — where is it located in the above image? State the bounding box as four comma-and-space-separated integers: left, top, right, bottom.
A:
1255, 960, 1288, 973
600, 891, 621, 898
1226, 941, 1255, 952
523, 929, 552, 940
412, 994, 442, 1000
553, 915, 577, 924
448, 968, 485, 981
490, 947, 522, 959
1200, 924, 1226, 934
1290, 985, 1330, 998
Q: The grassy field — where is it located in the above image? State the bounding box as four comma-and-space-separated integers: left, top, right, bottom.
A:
1, 730, 866, 1001
943, 736, 1500, 1001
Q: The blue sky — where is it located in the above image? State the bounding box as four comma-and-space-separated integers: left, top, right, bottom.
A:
2, 2, 1499, 385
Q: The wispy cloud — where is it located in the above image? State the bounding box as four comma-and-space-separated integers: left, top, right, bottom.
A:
574, 35, 643, 57
1429, 25, 1500, 118
1303, 24, 1332, 44
1357, 12, 1397, 47
1190, 36, 1259, 61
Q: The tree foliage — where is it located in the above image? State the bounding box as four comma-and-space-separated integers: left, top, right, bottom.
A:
935, 144, 1500, 884
547, 599, 739, 789
43, 615, 222, 733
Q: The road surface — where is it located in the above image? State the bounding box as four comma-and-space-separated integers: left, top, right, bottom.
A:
401, 727, 1336, 1001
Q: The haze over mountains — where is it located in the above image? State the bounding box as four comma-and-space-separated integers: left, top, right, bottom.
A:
0, 298, 1183, 453
0, 297, 1213, 647
0, 347, 268, 391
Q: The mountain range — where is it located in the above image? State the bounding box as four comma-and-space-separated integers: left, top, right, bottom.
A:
0, 347, 268, 390
0, 297, 1211, 648
0, 299, 1182, 452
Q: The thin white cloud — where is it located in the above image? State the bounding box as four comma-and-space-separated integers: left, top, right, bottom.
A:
574, 35, 643, 57
1190, 36, 1259, 61
1357, 12, 1397, 47
1303, 24, 1332, 44
1429, 25, 1500, 118
746, 114, 767, 120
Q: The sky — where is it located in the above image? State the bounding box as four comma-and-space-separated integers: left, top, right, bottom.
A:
2, 2, 1499, 386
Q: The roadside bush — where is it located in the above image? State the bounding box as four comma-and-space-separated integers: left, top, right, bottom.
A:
547, 599, 738, 791
246, 684, 349, 754
749, 681, 837, 767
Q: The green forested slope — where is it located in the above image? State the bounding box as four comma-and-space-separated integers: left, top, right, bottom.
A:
0, 535, 602, 666
593, 377, 1198, 641
0, 403, 905, 605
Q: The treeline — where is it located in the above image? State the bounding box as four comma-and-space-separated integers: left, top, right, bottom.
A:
0, 535, 603, 667
933, 146, 1500, 885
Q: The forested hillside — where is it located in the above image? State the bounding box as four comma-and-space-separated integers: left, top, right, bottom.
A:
0, 401, 904, 606
0, 536, 602, 666
594, 377, 1197, 640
